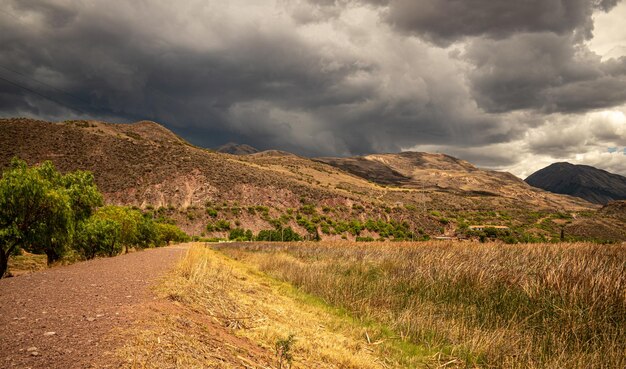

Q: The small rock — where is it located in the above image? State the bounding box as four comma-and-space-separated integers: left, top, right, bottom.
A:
86, 317, 96, 322
43, 332, 56, 337
30, 351, 40, 357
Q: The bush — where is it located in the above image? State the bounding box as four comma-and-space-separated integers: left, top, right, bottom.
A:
215, 219, 231, 231
299, 204, 316, 215
156, 223, 189, 245
255, 227, 302, 242
74, 218, 121, 258
229, 228, 254, 241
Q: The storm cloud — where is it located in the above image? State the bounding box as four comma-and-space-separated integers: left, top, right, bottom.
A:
363, 0, 620, 45
464, 33, 626, 113
1, 0, 625, 177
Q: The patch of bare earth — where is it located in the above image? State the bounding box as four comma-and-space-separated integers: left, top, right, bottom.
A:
0, 245, 188, 368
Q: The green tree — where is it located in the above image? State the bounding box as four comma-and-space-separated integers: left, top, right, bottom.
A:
94, 206, 142, 253
0, 159, 74, 277
136, 216, 160, 248
75, 218, 121, 259
62, 170, 103, 222
229, 228, 254, 241
156, 223, 189, 245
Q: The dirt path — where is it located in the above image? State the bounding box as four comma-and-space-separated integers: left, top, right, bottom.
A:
0, 244, 188, 369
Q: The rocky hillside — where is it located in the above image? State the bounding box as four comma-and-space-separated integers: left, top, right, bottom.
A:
316, 152, 588, 208
3, 118, 620, 242
525, 162, 626, 204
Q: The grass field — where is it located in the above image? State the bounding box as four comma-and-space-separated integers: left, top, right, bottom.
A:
216, 241, 626, 368
120, 245, 443, 368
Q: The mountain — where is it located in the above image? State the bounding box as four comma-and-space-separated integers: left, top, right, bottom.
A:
316, 152, 588, 208
525, 162, 626, 205
214, 142, 259, 155
4, 118, 621, 242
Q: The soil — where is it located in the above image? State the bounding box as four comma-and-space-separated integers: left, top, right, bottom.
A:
0, 245, 188, 369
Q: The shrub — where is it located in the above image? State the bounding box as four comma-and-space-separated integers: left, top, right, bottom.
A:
156, 223, 189, 245
206, 220, 232, 232
229, 228, 253, 241
74, 218, 121, 258
300, 204, 316, 215
255, 227, 302, 242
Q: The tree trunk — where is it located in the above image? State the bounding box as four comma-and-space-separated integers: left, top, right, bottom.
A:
0, 249, 8, 279
46, 249, 59, 265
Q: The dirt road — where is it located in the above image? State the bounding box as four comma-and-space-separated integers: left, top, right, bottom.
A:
0, 244, 188, 369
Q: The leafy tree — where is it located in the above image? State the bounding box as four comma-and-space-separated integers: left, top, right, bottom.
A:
229, 228, 254, 241
94, 206, 142, 253
62, 171, 103, 222
136, 216, 160, 248
0, 159, 74, 277
156, 223, 189, 245
75, 218, 121, 259
255, 227, 302, 242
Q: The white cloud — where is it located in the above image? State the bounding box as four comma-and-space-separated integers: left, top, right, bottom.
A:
588, 1, 626, 60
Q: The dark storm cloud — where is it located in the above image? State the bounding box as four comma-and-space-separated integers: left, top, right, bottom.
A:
359, 0, 620, 45
0, 0, 380, 153
463, 33, 626, 113
1, 0, 625, 177
0, 0, 509, 156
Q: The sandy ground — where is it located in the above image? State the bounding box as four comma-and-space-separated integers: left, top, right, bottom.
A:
0, 244, 188, 369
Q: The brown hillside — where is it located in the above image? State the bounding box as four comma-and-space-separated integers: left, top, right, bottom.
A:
316, 152, 592, 210
2, 118, 614, 241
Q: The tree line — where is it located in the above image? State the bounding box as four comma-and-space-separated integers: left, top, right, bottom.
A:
0, 159, 189, 278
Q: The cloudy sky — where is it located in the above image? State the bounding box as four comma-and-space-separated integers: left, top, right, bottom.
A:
1, 0, 626, 178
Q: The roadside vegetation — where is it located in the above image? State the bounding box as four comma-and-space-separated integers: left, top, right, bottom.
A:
120, 244, 442, 368
0, 159, 188, 278
217, 241, 626, 369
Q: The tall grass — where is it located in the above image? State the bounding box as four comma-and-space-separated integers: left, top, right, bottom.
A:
217, 241, 626, 368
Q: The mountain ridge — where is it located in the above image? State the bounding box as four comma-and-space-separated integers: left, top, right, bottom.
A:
525, 162, 626, 205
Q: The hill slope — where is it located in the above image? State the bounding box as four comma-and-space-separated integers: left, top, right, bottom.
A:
525, 162, 626, 204
214, 142, 259, 155
316, 152, 587, 207
3, 118, 618, 241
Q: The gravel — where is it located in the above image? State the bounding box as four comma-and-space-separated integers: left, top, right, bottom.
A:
0, 244, 188, 369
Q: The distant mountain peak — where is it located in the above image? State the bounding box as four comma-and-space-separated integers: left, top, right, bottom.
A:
525, 162, 626, 204
214, 142, 259, 155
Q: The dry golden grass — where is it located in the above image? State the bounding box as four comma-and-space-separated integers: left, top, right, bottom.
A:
217, 241, 626, 369
6, 252, 47, 276
119, 244, 431, 368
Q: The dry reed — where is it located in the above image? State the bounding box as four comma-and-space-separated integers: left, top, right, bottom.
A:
217, 241, 626, 368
